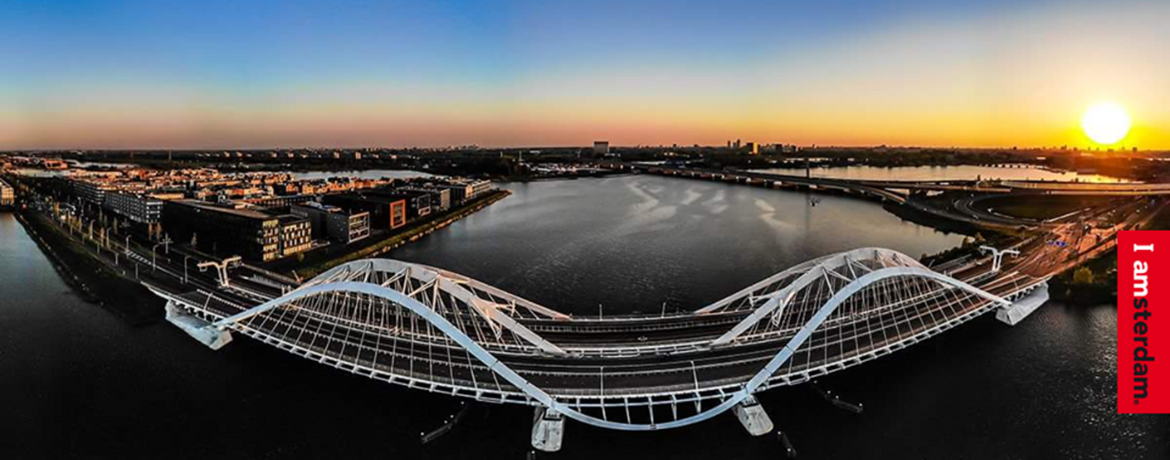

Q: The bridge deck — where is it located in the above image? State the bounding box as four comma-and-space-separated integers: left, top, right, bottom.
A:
160, 251, 1041, 401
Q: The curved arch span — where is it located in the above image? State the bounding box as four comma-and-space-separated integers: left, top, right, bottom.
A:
201, 264, 1009, 431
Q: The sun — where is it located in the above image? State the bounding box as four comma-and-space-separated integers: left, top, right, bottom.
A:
1081, 101, 1131, 145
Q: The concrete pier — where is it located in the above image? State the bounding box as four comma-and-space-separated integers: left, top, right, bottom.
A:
531, 407, 565, 452
996, 281, 1049, 326
732, 395, 774, 436
165, 301, 233, 350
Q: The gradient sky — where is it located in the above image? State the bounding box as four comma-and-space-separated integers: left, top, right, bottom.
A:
2, 0, 1168, 149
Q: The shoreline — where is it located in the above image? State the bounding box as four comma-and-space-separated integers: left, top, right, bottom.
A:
285, 189, 512, 279
13, 209, 164, 325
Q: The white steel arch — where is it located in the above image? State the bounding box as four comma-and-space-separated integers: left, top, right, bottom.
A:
185, 253, 1013, 432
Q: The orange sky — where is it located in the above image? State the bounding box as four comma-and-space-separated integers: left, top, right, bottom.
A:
1, 1, 1167, 150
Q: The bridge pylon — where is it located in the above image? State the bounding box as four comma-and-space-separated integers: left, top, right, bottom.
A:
532, 407, 565, 452
732, 395, 774, 436
164, 301, 232, 350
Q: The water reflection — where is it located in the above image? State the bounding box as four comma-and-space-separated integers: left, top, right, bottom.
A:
392, 175, 964, 315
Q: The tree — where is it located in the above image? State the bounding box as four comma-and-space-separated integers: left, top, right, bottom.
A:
1072, 267, 1095, 285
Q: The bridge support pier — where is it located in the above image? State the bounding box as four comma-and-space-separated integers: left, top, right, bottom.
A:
732, 395, 774, 436
996, 281, 1049, 326
164, 301, 233, 350
531, 407, 565, 452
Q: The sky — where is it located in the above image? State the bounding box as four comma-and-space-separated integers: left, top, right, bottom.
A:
1, 0, 1168, 150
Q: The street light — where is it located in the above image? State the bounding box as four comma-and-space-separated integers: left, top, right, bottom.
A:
198, 256, 242, 288
151, 240, 171, 272
184, 255, 196, 284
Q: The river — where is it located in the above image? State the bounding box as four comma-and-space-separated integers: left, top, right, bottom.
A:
1, 174, 1163, 459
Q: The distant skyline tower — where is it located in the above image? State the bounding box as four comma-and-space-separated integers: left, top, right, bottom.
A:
593, 141, 609, 155
734, 139, 741, 149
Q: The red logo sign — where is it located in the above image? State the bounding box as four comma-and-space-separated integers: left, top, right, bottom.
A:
1118, 231, 1167, 413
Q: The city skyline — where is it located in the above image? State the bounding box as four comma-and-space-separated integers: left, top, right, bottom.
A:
3, 0, 1169, 150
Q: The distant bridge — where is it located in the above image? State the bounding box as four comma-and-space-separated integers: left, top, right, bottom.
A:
152, 247, 1048, 451
605, 162, 1170, 198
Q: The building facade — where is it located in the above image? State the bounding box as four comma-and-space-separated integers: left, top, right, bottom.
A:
400, 187, 450, 212
103, 192, 164, 224
291, 202, 371, 244
369, 189, 432, 219
163, 199, 311, 262
438, 180, 491, 204
73, 180, 114, 206
0, 179, 14, 208
276, 215, 313, 257
323, 194, 407, 230
245, 194, 318, 210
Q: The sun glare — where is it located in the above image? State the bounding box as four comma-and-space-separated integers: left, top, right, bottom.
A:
1081, 101, 1131, 145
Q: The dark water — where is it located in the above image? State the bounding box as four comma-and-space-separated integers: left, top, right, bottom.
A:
1, 175, 1165, 459
395, 175, 963, 315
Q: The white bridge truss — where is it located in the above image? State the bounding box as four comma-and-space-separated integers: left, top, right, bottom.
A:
155, 247, 1045, 436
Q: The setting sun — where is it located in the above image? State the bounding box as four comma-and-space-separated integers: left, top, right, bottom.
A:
1082, 101, 1131, 145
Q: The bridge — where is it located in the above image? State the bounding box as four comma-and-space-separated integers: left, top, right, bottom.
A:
150, 246, 1049, 451
606, 162, 1170, 198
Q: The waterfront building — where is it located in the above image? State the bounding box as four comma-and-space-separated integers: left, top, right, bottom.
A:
276, 215, 313, 258
399, 186, 451, 212
437, 179, 491, 204
73, 180, 115, 206
245, 194, 318, 210
162, 199, 311, 262
368, 189, 432, 220
594, 141, 610, 155
0, 179, 14, 208
291, 202, 371, 244
323, 194, 408, 230
103, 192, 164, 224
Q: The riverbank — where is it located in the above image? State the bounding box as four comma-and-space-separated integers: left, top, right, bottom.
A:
884, 200, 988, 236
14, 209, 163, 325
8, 183, 510, 325
284, 189, 512, 279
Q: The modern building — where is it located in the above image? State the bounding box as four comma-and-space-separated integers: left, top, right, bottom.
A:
0, 179, 14, 208
593, 141, 610, 155
399, 186, 450, 213
437, 179, 491, 204
366, 189, 432, 220
73, 180, 114, 206
746, 142, 759, 155
246, 194, 318, 210
276, 215, 314, 258
162, 199, 311, 262
291, 202, 371, 244
103, 192, 164, 224
323, 194, 408, 230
